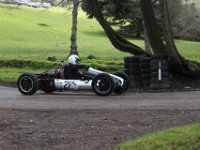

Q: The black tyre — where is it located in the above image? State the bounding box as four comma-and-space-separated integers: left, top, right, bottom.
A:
124, 63, 140, 69
92, 73, 114, 96
139, 63, 150, 69
113, 72, 129, 94
150, 59, 168, 67
139, 56, 151, 63
151, 72, 169, 78
18, 73, 39, 95
140, 68, 151, 74
124, 56, 139, 63
151, 54, 168, 60
128, 75, 142, 88
141, 74, 151, 80
124, 69, 140, 75
150, 83, 170, 89
142, 80, 150, 87
142, 80, 150, 84
150, 78, 170, 83
151, 66, 169, 72
128, 75, 141, 80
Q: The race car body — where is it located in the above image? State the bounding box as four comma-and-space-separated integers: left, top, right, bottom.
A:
18, 64, 129, 96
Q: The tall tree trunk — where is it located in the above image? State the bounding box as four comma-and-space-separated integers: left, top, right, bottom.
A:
139, 0, 166, 54
159, 0, 187, 73
143, 24, 152, 54
135, 17, 143, 38
140, 0, 200, 78
87, 0, 150, 56
70, 0, 79, 55
86, 0, 200, 78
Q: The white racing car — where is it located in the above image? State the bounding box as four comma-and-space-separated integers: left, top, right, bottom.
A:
17, 63, 129, 96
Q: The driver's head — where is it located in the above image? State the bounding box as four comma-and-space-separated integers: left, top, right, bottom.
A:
68, 54, 80, 65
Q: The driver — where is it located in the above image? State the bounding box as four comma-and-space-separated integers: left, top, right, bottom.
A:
65, 54, 86, 79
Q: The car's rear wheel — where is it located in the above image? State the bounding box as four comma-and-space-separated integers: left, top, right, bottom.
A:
92, 73, 114, 96
18, 73, 39, 95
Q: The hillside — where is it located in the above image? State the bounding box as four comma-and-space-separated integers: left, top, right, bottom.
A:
1, 4, 200, 62
0, 4, 133, 62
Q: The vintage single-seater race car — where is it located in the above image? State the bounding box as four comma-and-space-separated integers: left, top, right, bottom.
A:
17, 63, 129, 96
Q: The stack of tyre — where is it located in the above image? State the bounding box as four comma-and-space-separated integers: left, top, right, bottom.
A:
139, 56, 151, 88
150, 55, 170, 89
124, 56, 142, 88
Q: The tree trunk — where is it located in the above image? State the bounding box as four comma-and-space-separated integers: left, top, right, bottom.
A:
143, 24, 152, 54
139, 0, 166, 54
87, 0, 200, 79
140, 0, 200, 78
159, 0, 186, 73
135, 17, 143, 38
87, 0, 150, 56
70, 0, 79, 55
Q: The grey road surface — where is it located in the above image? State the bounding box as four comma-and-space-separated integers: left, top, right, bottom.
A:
1, 86, 200, 110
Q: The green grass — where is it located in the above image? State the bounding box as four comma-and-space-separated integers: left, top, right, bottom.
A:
175, 40, 200, 62
0, 67, 44, 83
0, 4, 132, 61
0, 4, 199, 62
0, 4, 200, 83
0, 59, 124, 83
116, 124, 200, 150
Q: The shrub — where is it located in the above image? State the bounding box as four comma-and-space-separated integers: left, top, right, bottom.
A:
87, 55, 96, 60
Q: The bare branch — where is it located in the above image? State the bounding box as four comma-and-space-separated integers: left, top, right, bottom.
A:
56, 0, 65, 6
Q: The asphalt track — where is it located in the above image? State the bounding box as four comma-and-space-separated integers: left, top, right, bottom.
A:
1, 86, 200, 110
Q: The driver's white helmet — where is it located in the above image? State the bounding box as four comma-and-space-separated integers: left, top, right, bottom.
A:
68, 54, 80, 65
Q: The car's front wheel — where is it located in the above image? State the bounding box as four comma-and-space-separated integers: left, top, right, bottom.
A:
18, 73, 39, 95
113, 72, 129, 94
92, 73, 114, 96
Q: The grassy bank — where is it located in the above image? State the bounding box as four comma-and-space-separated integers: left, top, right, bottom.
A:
0, 4, 200, 61
0, 4, 200, 83
0, 59, 124, 83
0, 3, 132, 61
116, 124, 200, 150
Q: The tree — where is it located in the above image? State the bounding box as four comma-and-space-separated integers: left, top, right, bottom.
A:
83, 0, 149, 56
102, 0, 143, 38
165, 0, 200, 41
85, 0, 200, 78
178, 3, 200, 41
140, 0, 200, 77
70, 0, 79, 55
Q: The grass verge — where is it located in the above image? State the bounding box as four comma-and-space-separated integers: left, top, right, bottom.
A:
116, 124, 200, 150
0, 59, 124, 84
0, 67, 44, 83
0, 4, 200, 83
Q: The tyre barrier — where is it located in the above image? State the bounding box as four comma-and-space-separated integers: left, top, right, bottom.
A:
124, 63, 140, 69
124, 56, 151, 88
139, 56, 151, 88
124, 69, 141, 75
139, 56, 151, 63
140, 68, 151, 74
124, 55, 171, 89
151, 59, 168, 67
151, 66, 169, 72
139, 63, 150, 68
150, 58, 170, 89
151, 53, 168, 60
128, 75, 142, 88
151, 72, 169, 78
124, 56, 140, 64
124, 56, 142, 88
